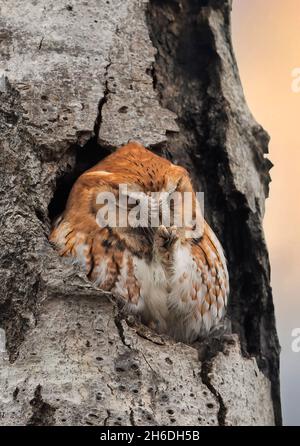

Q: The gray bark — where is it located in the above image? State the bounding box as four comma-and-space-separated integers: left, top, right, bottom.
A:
0, 0, 281, 426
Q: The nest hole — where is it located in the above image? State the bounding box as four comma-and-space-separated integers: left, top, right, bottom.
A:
48, 138, 111, 222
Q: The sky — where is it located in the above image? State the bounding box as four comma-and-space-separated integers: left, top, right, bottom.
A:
232, 0, 300, 426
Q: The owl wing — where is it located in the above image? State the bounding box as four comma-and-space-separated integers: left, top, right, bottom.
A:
49, 171, 142, 309
167, 223, 229, 340
51, 215, 143, 310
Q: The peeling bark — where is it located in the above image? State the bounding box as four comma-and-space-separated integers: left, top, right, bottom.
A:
0, 0, 280, 426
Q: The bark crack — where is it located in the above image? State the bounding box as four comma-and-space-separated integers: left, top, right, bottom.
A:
48, 57, 113, 222
114, 312, 132, 349
129, 407, 136, 426
94, 58, 112, 141
200, 358, 227, 426
107, 383, 114, 395
103, 409, 111, 426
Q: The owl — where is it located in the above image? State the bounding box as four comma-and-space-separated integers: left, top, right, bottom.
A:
50, 141, 229, 342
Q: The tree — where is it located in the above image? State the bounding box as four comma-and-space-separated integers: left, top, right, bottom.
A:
0, 0, 281, 425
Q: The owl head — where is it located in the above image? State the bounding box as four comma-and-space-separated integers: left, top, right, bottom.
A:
92, 142, 204, 241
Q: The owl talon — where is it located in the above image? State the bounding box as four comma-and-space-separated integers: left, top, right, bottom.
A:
155, 225, 179, 251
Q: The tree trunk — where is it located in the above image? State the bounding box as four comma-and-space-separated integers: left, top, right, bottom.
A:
0, 0, 281, 426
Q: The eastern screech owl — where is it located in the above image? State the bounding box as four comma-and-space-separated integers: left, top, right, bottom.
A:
50, 141, 229, 342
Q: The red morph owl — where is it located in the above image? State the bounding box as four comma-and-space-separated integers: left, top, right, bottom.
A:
50, 142, 229, 342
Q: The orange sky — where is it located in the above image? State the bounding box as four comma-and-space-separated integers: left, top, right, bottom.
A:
232, 0, 300, 425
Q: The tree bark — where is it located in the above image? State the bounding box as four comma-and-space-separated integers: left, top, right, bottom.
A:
0, 0, 281, 425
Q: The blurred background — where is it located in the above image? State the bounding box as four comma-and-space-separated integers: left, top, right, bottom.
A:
232, 0, 300, 426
